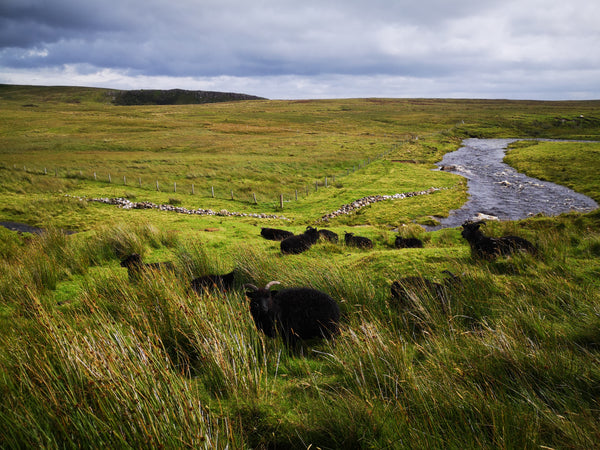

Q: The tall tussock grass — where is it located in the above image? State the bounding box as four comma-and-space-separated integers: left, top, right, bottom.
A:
1, 218, 600, 448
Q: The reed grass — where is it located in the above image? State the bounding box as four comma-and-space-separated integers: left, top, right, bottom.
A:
1, 215, 599, 448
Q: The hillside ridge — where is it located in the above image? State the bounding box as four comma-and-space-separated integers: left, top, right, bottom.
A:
110, 88, 266, 105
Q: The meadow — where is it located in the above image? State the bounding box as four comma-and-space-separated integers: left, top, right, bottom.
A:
1, 85, 600, 448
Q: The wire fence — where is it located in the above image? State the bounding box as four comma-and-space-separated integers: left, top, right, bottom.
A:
4, 141, 417, 206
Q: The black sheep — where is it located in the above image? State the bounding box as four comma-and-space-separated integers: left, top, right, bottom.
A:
280, 226, 320, 254
260, 227, 294, 241
191, 270, 235, 294
390, 270, 460, 311
244, 281, 340, 346
395, 236, 424, 248
120, 253, 175, 280
461, 220, 537, 260
318, 229, 339, 243
344, 232, 373, 249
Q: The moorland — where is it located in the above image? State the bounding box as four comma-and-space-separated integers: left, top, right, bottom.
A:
1, 84, 600, 448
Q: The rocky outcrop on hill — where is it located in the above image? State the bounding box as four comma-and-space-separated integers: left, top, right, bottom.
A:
111, 89, 266, 105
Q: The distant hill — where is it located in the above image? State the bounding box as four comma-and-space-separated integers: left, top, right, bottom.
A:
0, 84, 266, 106
110, 88, 266, 105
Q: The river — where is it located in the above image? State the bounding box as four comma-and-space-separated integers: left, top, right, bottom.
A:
429, 138, 599, 230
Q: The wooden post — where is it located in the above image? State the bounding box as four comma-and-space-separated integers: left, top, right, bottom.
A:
108, 173, 111, 183
211, 186, 215, 198
94, 172, 97, 181
44, 167, 47, 175
295, 189, 298, 201
174, 182, 176, 192
231, 190, 234, 200
123, 176, 126, 185
138, 177, 142, 187
253, 193, 257, 204
156, 180, 159, 191
191, 183, 195, 194
280, 194, 284, 209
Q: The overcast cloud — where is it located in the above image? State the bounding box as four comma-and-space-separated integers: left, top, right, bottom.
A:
1, 0, 599, 99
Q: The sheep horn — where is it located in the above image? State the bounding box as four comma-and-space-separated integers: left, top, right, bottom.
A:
265, 280, 282, 290
242, 283, 259, 291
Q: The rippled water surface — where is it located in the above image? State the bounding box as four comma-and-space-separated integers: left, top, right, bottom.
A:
430, 138, 598, 229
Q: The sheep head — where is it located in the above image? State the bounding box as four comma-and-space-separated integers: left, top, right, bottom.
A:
120, 253, 143, 268
244, 281, 281, 312
461, 220, 486, 240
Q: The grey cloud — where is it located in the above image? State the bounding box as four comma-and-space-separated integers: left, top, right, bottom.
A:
0, 0, 598, 99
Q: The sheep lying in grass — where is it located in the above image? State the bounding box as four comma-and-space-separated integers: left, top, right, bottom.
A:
390, 270, 460, 311
191, 270, 235, 294
260, 227, 294, 241
395, 236, 424, 248
318, 229, 339, 243
120, 253, 175, 280
280, 226, 320, 254
244, 281, 340, 346
461, 220, 537, 260
344, 232, 373, 249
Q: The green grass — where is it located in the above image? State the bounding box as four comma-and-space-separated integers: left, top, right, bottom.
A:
1, 85, 600, 448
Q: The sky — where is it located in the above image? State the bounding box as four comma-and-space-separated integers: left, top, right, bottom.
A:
1, 0, 599, 100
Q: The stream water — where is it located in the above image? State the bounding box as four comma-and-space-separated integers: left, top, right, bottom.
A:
429, 138, 598, 230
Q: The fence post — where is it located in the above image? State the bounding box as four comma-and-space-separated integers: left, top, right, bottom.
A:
211, 186, 215, 198
44, 167, 47, 175
295, 189, 298, 201
231, 190, 234, 200
191, 183, 194, 195
174, 182, 176, 192
108, 173, 111, 183
138, 177, 142, 187
156, 180, 159, 191
253, 193, 257, 204
94, 172, 97, 181
123, 176, 126, 185
280, 194, 284, 209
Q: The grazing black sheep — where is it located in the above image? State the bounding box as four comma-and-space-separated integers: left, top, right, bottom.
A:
318, 229, 339, 243
461, 220, 537, 260
390, 270, 460, 311
344, 232, 373, 249
260, 227, 294, 241
120, 253, 175, 280
244, 281, 340, 346
191, 270, 235, 294
395, 236, 424, 248
280, 226, 320, 254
